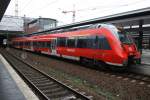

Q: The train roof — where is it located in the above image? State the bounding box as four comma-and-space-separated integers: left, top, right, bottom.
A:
12, 25, 111, 41
17, 23, 112, 38
21, 24, 95, 37
13, 24, 120, 42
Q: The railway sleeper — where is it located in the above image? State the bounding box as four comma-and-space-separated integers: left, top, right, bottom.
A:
35, 82, 55, 87
33, 81, 54, 86
38, 85, 57, 91
29, 77, 49, 81
37, 83, 58, 89
46, 90, 72, 99
32, 79, 52, 84
29, 76, 47, 80
42, 87, 65, 94
50, 94, 76, 100
22, 71, 43, 77
23, 72, 41, 75
20, 71, 39, 75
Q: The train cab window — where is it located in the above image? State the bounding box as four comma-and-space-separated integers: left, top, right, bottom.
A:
57, 37, 66, 47
67, 38, 76, 48
98, 35, 111, 50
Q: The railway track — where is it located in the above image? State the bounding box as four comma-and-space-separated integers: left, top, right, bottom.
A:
104, 71, 150, 85
1, 49, 91, 100
4, 48, 150, 86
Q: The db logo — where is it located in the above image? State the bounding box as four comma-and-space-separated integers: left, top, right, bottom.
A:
129, 47, 132, 51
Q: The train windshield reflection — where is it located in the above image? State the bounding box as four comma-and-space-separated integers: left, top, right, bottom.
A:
119, 33, 133, 44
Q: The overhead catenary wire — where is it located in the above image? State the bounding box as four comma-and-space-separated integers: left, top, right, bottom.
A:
20, 0, 145, 18
75, 0, 145, 12
25, 0, 60, 15
59, 0, 145, 23
20, 0, 34, 12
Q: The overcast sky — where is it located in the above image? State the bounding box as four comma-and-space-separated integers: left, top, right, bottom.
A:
4, 0, 150, 24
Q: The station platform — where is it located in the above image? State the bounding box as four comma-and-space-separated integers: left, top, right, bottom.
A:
142, 49, 150, 65
129, 49, 150, 76
0, 54, 39, 100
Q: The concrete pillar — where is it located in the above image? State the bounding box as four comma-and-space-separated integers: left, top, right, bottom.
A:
138, 20, 143, 54
149, 37, 150, 50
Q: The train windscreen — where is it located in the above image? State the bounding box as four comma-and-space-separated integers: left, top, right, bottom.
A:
101, 24, 134, 44
118, 33, 133, 44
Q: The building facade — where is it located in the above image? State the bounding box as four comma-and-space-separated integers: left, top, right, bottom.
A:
25, 18, 57, 33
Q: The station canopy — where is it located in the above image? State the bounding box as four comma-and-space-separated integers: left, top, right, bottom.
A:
55, 7, 150, 33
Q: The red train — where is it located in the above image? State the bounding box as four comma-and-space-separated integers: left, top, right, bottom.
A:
11, 24, 141, 69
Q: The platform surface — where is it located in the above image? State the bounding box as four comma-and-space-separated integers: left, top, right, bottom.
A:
0, 60, 26, 100
142, 49, 150, 65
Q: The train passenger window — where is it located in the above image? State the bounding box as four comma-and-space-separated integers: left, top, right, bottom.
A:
86, 36, 97, 49
42, 42, 45, 47
39, 42, 45, 47
44, 42, 47, 48
19, 42, 21, 46
47, 41, 51, 47
15, 42, 17, 46
67, 38, 76, 48
25, 42, 27, 46
27, 42, 30, 46
24, 42, 26, 46
42, 42, 47, 48
20, 42, 23, 46
77, 36, 96, 49
41, 42, 43, 47
36, 42, 40, 47
77, 37, 87, 48
38, 42, 41, 47
26, 42, 30, 46
98, 35, 111, 50
57, 37, 66, 47
33, 42, 37, 47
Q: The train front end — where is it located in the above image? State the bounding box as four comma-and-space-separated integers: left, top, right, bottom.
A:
103, 24, 141, 67
119, 33, 141, 65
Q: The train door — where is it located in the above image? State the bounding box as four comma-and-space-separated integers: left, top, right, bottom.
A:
51, 39, 57, 55
31, 41, 33, 51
